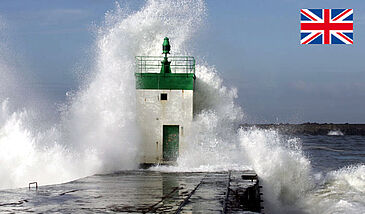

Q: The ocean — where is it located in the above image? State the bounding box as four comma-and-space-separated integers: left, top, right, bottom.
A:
301, 134, 365, 172
296, 134, 365, 213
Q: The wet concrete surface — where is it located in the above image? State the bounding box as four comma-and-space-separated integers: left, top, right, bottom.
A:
0, 170, 260, 213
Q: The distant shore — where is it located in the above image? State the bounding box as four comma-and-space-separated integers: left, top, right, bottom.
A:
240, 123, 365, 135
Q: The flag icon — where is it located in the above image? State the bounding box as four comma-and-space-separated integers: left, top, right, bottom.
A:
300, 9, 353, 44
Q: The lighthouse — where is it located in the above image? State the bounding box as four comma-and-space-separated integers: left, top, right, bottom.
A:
135, 37, 195, 165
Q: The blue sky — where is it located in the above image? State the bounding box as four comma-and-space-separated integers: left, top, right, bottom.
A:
0, 0, 364, 123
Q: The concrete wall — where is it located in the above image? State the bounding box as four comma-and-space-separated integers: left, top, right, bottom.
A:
136, 89, 193, 164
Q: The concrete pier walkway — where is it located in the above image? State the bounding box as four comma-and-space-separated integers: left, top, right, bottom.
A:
0, 170, 261, 213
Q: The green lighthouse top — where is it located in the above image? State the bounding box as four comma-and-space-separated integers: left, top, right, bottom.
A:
161, 37, 171, 74
162, 37, 170, 54
135, 37, 196, 90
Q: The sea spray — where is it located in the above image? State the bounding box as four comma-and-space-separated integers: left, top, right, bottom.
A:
60, 0, 206, 171
328, 130, 344, 136
0, 99, 100, 189
0, 0, 207, 188
300, 164, 365, 214
0, 18, 97, 189
239, 128, 313, 213
156, 63, 245, 171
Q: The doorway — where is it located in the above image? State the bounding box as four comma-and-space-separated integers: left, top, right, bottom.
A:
163, 125, 179, 161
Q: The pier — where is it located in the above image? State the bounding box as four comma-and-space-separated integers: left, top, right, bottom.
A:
0, 170, 262, 213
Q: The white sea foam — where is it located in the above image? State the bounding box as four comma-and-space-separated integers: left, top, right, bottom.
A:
328, 130, 344, 136
0, 99, 100, 189
300, 164, 365, 214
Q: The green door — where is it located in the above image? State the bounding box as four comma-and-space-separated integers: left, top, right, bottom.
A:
163, 125, 179, 161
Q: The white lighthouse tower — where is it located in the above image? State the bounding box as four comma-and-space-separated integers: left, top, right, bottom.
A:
135, 37, 195, 165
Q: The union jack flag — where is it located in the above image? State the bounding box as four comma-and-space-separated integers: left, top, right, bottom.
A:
300, 9, 353, 44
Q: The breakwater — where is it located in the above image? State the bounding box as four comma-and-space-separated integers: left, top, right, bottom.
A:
241, 123, 365, 135
0, 171, 262, 213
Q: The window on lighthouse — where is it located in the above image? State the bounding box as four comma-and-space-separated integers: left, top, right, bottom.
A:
161, 93, 167, 100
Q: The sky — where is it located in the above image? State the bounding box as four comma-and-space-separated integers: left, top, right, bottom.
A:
0, 0, 364, 123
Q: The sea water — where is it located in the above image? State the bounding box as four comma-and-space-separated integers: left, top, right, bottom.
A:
0, 1, 364, 213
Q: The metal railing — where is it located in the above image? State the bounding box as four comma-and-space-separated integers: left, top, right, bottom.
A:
135, 56, 195, 74
29, 182, 38, 190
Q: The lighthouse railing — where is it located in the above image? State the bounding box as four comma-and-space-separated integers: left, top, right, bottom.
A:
135, 56, 195, 74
